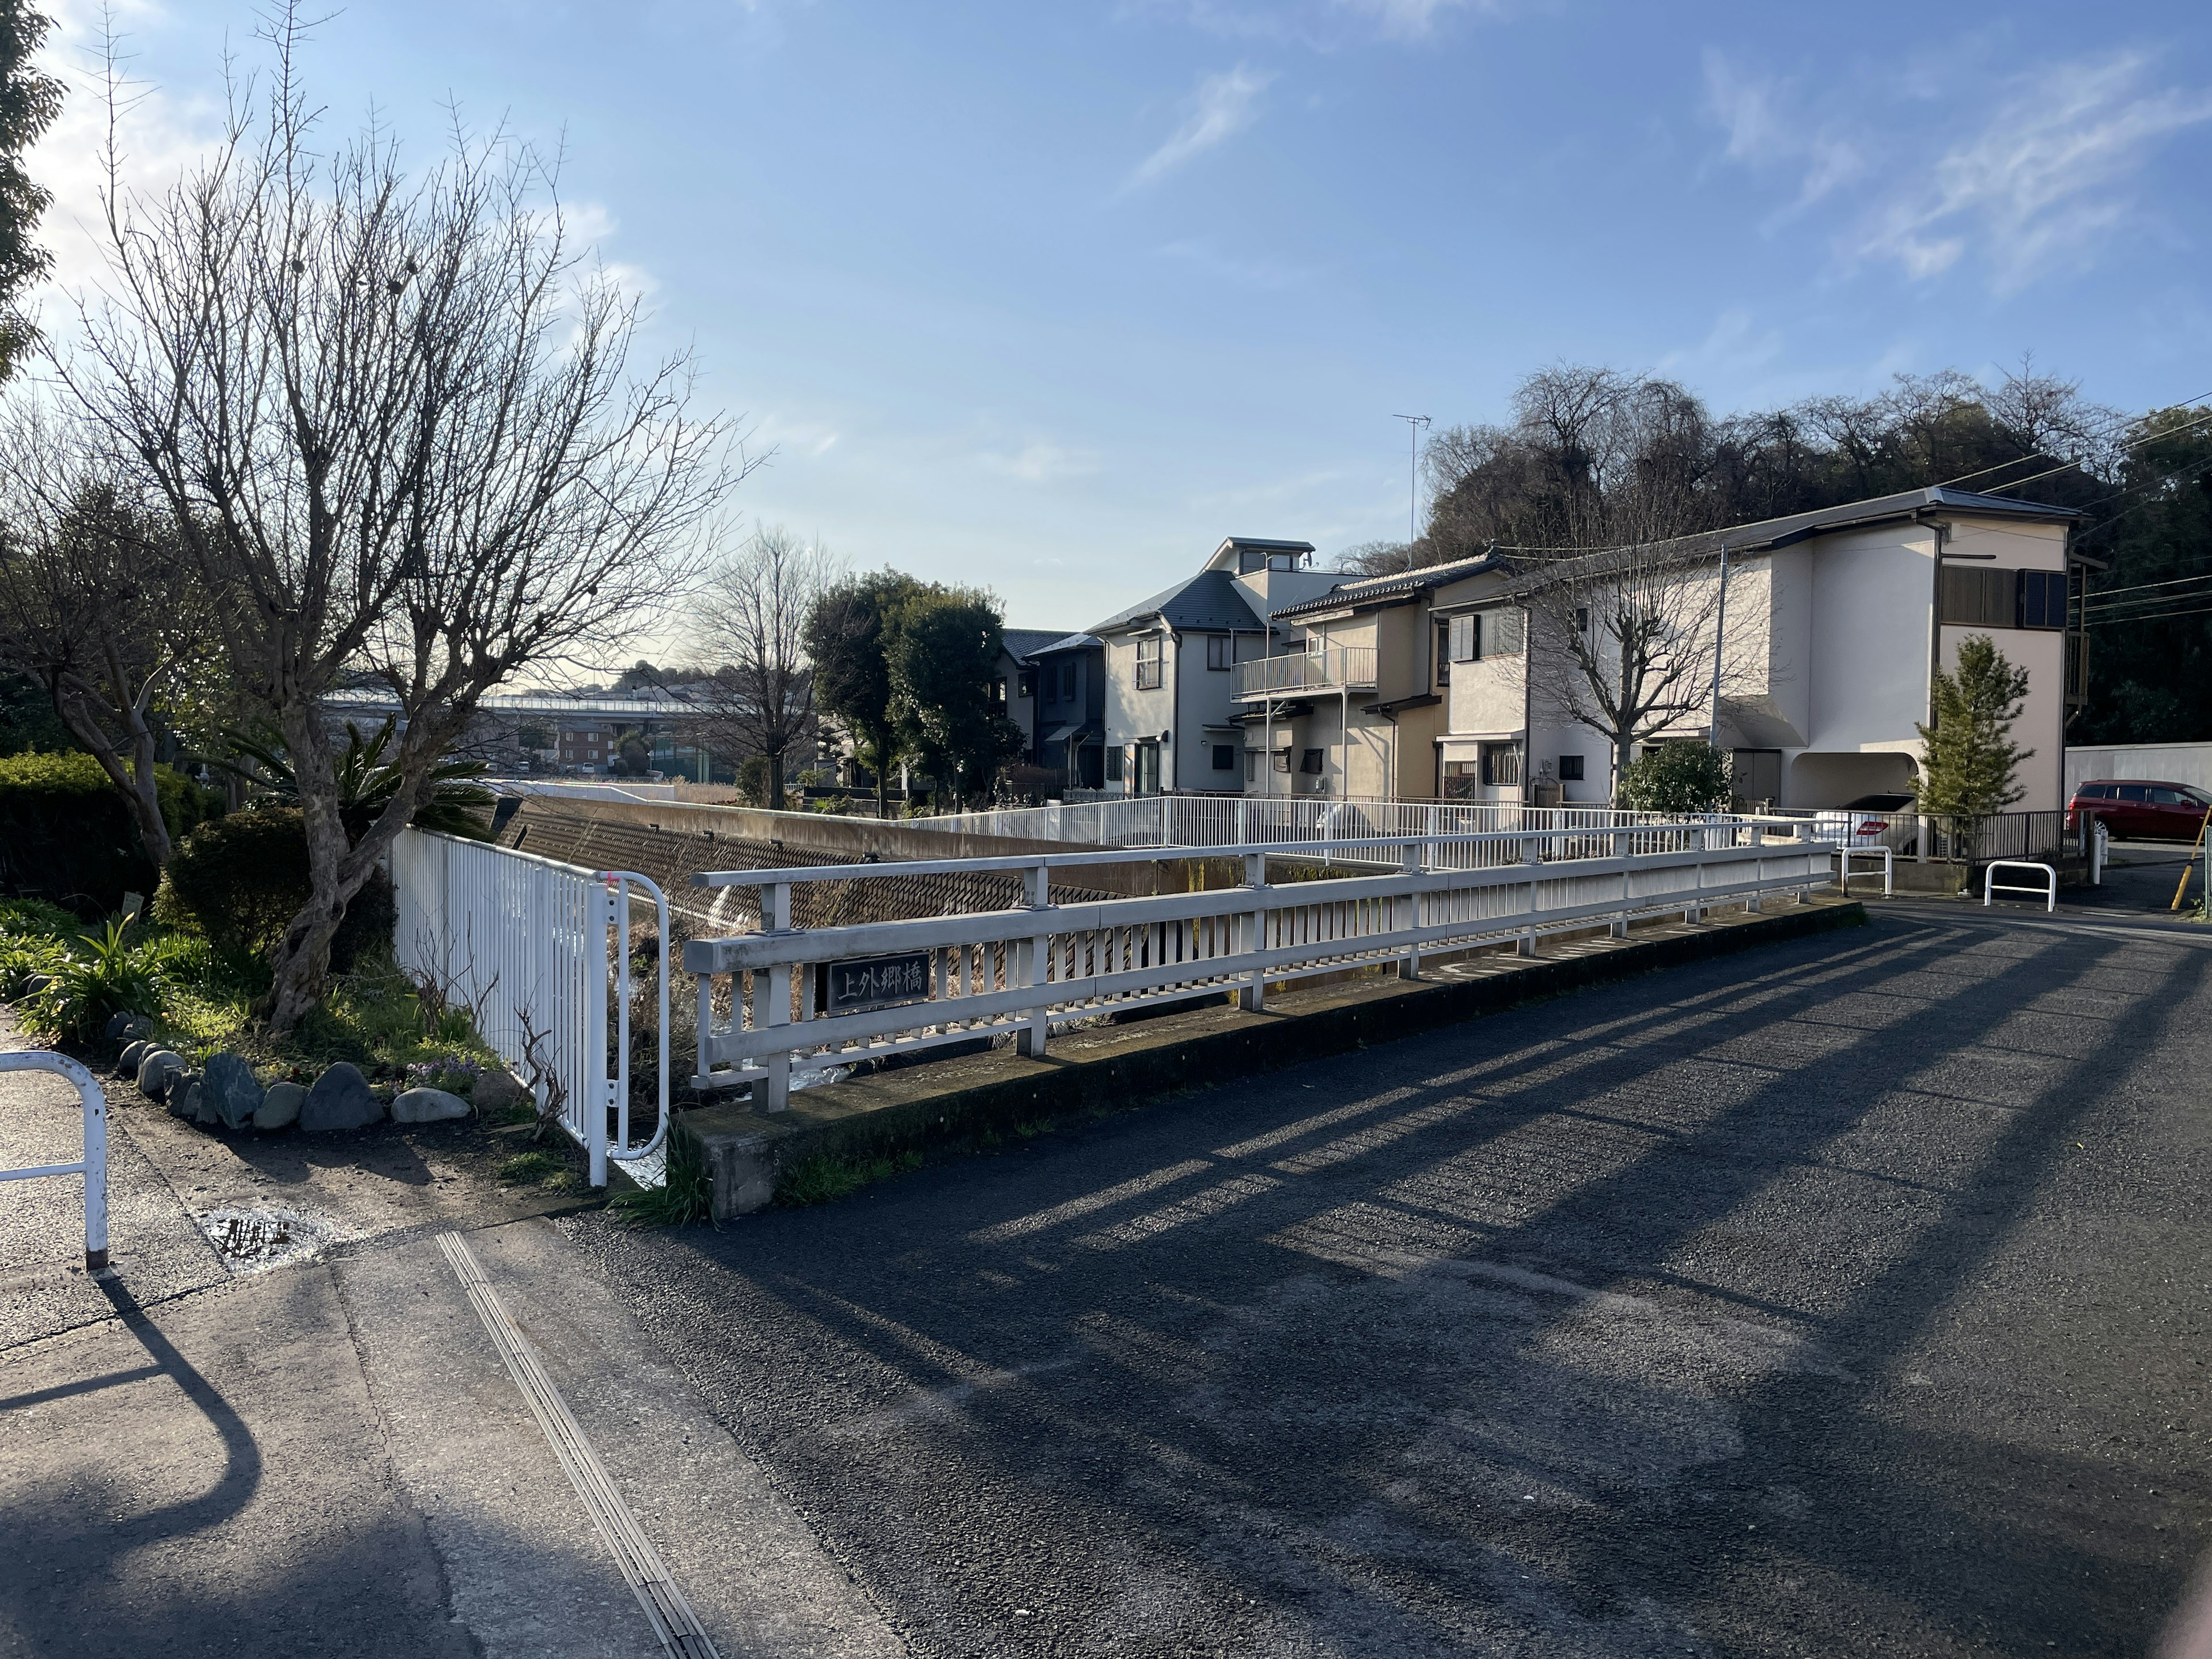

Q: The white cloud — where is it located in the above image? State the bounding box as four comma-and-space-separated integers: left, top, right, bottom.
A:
25, 5, 226, 319
1699, 50, 1861, 211
1856, 52, 2212, 293
1127, 65, 1274, 189
1657, 308, 1783, 383
1703, 45, 2212, 295
1130, 0, 1505, 48
978, 439, 1101, 484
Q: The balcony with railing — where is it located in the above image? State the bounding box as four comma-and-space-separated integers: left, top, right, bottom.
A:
1234, 647, 1378, 700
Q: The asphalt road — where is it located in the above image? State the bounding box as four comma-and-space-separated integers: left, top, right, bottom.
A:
569, 906, 2212, 1658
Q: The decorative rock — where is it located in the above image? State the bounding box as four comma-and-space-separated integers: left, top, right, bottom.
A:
472, 1067, 535, 1117
23, 973, 50, 995
254, 1082, 306, 1132
199, 1053, 265, 1132
117, 1039, 150, 1078
104, 1010, 153, 1043
300, 1063, 384, 1132
136, 1050, 185, 1100
391, 1087, 471, 1124
169, 1074, 202, 1122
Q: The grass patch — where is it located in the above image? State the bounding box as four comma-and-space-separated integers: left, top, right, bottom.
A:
609, 1123, 715, 1227
496, 1150, 582, 1193
777, 1146, 923, 1207
1012, 1116, 1058, 1139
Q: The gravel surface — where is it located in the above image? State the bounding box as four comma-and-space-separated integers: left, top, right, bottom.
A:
568, 907, 2212, 1657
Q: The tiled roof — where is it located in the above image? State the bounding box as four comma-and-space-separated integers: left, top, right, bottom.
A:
1090, 570, 1267, 635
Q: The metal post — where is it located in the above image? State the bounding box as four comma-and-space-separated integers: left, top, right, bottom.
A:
1, 1051, 109, 1270
584, 884, 609, 1187
1018, 861, 1050, 1058
1517, 834, 1539, 956
1398, 842, 1423, 979
760, 881, 793, 1112
1239, 851, 1267, 1012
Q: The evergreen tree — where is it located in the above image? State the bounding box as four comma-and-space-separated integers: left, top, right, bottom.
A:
1915, 635, 2032, 816
0, 1, 61, 378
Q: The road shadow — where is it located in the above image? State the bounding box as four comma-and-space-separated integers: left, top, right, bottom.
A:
585, 914, 2211, 1656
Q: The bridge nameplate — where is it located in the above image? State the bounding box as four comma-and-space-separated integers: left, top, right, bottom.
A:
820, 951, 933, 1015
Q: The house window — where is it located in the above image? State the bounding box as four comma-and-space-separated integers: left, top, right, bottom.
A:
1135, 637, 1164, 690
1441, 759, 1479, 801
1558, 755, 1585, 782
1206, 635, 1233, 671
1939, 566, 2017, 627
1211, 743, 1236, 771
1449, 615, 1477, 662
1299, 748, 1324, 775
2018, 569, 2067, 630
1059, 661, 1077, 699
1435, 619, 1450, 685
1575, 607, 1589, 634
1481, 743, 1522, 787
1272, 751, 1291, 773
1105, 745, 1124, 782
1017, 666, 1037, 698
1245, 750, 1258, 783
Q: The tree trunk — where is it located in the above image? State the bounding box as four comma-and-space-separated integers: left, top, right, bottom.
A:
256, 711, 381, 1033
54, 690, 174, 869
1613, 732, 1633, 806
765, 745, 786, 812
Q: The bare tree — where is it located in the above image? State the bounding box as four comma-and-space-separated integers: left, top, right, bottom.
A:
685, 526, 840, 809
1509, 495, 1761, 803
0, 412, 207, 863
59, 13, 748, 1029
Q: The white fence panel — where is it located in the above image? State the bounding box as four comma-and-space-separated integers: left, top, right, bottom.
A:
393, 829, 608, 1176
686, 821, 1834, 1107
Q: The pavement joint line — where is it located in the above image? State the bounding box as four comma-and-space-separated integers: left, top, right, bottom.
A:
435, 1229, 722, 1659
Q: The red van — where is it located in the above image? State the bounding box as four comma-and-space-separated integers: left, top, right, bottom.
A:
2067, 779, 2212, 842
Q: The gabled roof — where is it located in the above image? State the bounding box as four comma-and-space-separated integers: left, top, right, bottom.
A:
1693, 484, 2080, 555
1271, 549, 1508, 622
1090, 569, 1268, 636
1021, 631, 1102, 660
1001, 628, 1067, 662
1275, 485, 2082, 620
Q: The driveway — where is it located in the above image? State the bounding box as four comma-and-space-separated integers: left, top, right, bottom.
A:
566, 907, 2212, 1657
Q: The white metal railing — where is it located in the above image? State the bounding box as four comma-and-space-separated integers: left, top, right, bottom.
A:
1984, 859, 2058, 912
393, 830, 669, 1187
1836, 846, 1894, 896
1, 1050, 109, 1270
685, 821, 1835, 1107
908, 793, 1751, 864
1234, 647, 1379, 699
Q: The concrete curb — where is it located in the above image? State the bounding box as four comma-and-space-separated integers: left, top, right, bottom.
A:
679, 897, 1868, 1218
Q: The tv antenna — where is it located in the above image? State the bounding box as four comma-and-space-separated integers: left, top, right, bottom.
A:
1393, 414, 1431, 555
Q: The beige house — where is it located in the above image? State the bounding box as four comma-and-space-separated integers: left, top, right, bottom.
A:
1251, 486, 2087, 810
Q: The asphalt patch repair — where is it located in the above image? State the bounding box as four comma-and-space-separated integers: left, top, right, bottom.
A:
567, 905, 2212, 1657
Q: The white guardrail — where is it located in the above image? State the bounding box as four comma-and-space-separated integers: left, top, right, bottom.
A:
685, 820, 1836, 1108
393, 830, 669, 1188
907, 795, 1745, 865
1, 1050, 109, 1270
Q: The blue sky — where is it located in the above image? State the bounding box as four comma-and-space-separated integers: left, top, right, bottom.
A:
29, 0, 2212, 639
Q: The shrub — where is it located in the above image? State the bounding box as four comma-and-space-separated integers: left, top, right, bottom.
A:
0, 938, 57, 999
0, 751, 221, 916
0, 897, 84, 938
21, 918, 164, 1042
1619, 742, 1733, 814
156, 807, 396, 972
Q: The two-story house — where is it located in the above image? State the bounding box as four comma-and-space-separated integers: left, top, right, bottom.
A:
1021, 632, 1107, 790
1090, 537, 1340, 794
1260, 486, 2087, 809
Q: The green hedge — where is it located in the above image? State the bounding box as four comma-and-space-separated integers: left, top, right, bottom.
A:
156, 806, 395, 971
0, 752, 221, 917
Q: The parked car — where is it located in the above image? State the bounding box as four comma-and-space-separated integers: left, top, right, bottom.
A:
2067, 779, 2212, 842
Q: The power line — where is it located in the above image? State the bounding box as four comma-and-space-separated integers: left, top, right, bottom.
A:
2085, 569, 2212, 604
1968, 406, 2212, 498
2084, 603, 2212, 628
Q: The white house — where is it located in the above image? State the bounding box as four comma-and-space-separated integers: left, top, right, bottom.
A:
1089, 537, 1339, 794
1252, 486, 2087, 810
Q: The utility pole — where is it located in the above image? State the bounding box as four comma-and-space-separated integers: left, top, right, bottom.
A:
1707, 545, 1731, 743
1394, 414, 1431, 561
